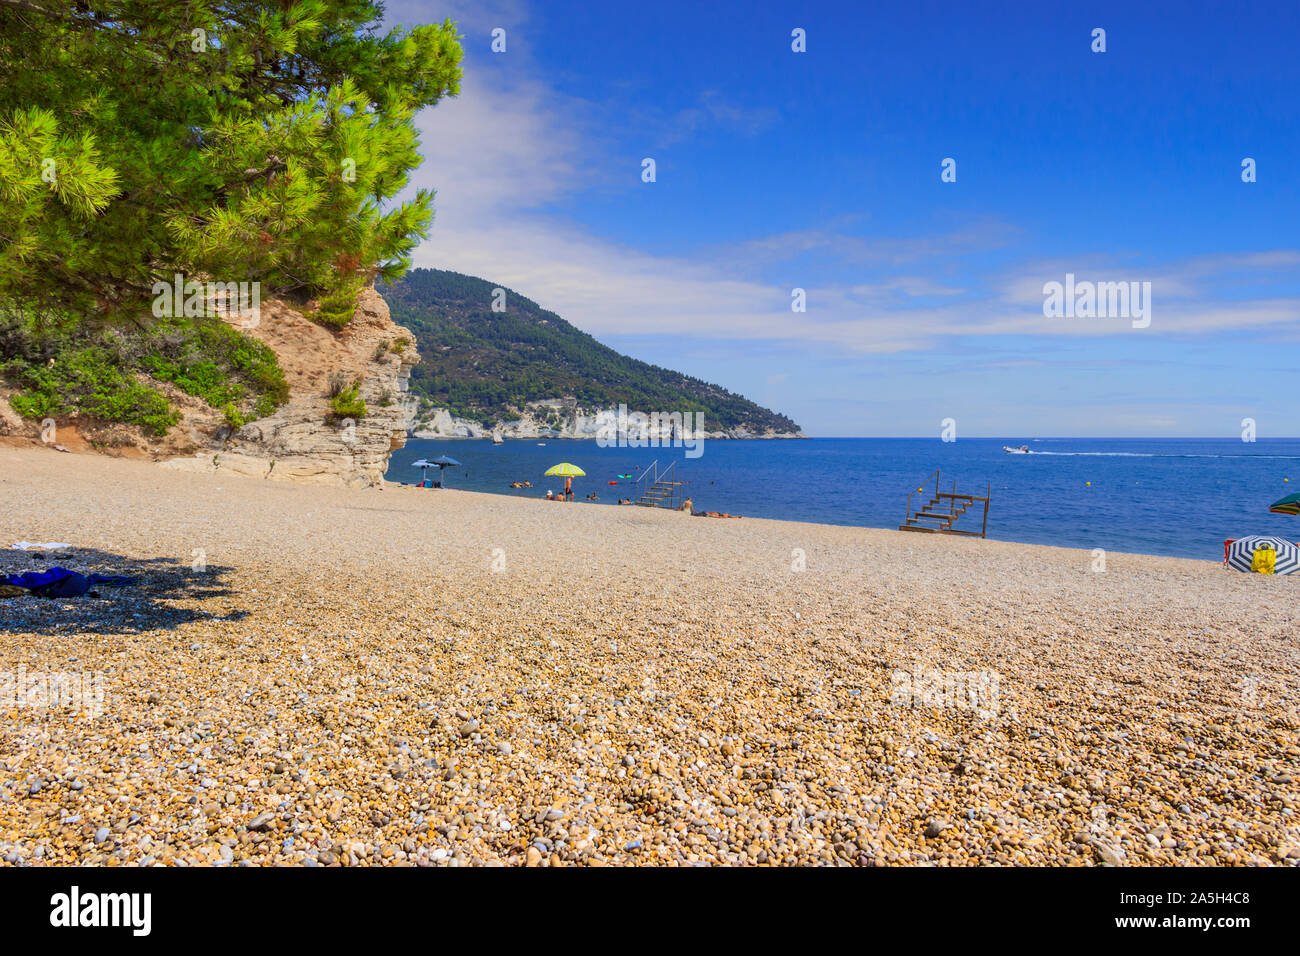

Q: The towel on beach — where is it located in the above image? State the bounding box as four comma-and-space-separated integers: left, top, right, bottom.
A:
11, 541, 72, 551
1250, 546, 1277, 574
1, 567, 137, 598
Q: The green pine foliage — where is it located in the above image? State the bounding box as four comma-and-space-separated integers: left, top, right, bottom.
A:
0, 1, 462, 323
0, 2, 460, 436
380, 269, 802, 434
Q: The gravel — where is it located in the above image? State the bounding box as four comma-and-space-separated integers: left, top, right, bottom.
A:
1, 444, 1297, 866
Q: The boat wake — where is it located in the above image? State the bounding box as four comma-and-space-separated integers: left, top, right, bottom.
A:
1025, 451, 1300, 460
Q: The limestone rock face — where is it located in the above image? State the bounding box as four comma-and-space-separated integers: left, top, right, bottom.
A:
411, 399, 805, 441
414, 407, 489, 439
0, 396, 24, 436
162, 288, 419, 487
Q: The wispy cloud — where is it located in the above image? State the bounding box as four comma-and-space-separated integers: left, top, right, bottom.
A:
389, 1, 1300, 362
649, 90, 779, 148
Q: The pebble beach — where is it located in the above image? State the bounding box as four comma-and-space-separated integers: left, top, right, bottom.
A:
1, 444, 1298, 866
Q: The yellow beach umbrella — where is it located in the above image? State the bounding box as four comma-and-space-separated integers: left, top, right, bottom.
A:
544, 463, 586, 477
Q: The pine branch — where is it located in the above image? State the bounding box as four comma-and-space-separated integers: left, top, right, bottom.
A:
0, 0, 66, 18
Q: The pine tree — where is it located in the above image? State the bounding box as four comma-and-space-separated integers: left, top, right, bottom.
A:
0, 1, 462, 325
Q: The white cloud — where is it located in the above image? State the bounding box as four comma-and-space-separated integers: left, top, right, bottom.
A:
393, 6, 1300, 358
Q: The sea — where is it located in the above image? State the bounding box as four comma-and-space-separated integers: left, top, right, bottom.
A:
387, 437, 1300, 561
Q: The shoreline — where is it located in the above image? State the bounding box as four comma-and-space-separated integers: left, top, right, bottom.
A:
393, 435, 1300, 563
2, 445, 1297, 866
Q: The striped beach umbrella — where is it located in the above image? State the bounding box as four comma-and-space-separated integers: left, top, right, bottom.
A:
1269, 493, 1300, 515
1226, 535, 1300, 575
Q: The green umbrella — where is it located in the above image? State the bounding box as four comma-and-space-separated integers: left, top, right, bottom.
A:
1269, 493, 1300, 515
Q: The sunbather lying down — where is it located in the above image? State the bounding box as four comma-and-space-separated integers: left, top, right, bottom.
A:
691, 510, 742, 519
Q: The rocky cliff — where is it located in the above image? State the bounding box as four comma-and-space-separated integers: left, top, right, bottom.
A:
0, 288, 420, 485
161, 288, 419, 486
412, 398, 805, 440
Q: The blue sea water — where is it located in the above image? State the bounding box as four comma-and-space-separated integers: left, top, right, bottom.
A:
388, 437, 1300, 560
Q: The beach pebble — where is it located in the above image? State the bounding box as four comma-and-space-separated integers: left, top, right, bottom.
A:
2, 444, 1295, 868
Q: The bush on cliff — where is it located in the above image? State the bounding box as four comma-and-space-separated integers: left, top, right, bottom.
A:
328, 384, 367, 420
1, 304, 290, 434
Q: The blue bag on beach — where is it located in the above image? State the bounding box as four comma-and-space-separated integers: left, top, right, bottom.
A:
2, 567, 137, 598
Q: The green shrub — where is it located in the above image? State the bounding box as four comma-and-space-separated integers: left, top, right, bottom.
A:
8, 390, 56, 418
81, 379, 179, 436
314, 288, 359, 329
222, 402, 245, 431
145, 316, 288, 412
7, 344, 178, 435
1, 306, 288, 434
143, 355, 243, 407
328, 384, 366, 419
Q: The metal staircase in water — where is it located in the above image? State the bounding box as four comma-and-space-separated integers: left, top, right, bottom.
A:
634, 460, 684, 509
899, 469, 990, 537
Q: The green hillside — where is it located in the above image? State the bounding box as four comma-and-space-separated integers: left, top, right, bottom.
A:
379, 269, 801, 433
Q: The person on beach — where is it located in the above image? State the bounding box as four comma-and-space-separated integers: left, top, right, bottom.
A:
678, 497, 692, 512
564, 476, 573, 501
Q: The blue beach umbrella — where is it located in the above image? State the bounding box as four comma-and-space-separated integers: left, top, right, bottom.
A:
411, 456, 461, 487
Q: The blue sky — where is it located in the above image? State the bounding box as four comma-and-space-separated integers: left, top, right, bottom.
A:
385, 0, 1299, 437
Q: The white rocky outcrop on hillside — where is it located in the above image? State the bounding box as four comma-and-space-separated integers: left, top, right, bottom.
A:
412, 399, 804, 440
